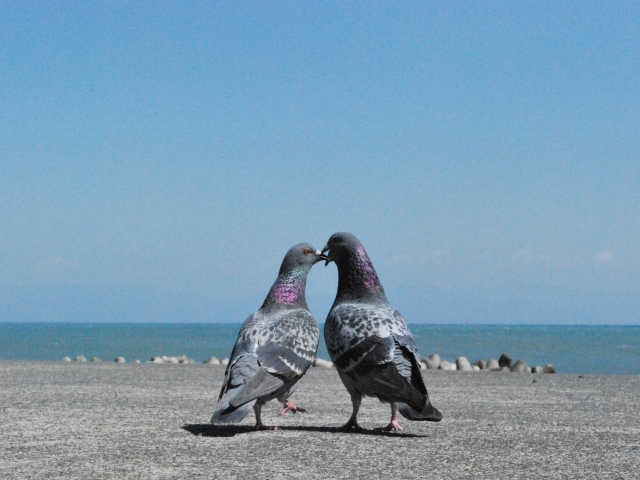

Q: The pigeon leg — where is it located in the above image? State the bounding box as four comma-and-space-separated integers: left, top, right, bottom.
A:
254, 404, 278, 431
337, 395, 363, 431
375, 404, 404, 432
279, 400, 307, 416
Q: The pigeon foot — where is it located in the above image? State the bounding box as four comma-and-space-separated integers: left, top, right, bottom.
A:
336, 419, 363, 432
375, 419, 404, 432
279, 401, 307, 416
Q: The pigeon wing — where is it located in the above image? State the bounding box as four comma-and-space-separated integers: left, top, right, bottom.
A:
255, 308, 320, 378
327, 303, 428, 409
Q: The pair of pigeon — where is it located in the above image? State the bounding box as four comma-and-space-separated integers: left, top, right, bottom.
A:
210, 232, 442, 431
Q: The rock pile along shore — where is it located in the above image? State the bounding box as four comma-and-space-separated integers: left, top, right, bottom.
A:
420, 352, 556, 373
61, 351, 554, 373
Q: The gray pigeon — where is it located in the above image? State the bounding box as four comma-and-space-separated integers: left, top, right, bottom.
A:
211, 243, 324, 430
322, 232, 442, 431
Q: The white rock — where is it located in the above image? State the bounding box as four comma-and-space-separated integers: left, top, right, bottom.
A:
133, 359, 141, 364
428, 353, 441, 364
456, 356, 473, 371
510, 359, 528, 373
76, 355, 87, 362
177, 355, 189, 363
115, 357, 126, 363
472, 365, 480, 371
543, 364, 556, 374
449, 362, 458, 370
419, 361, 426, 370
313, 358, 334, 368
204, 357, 220, 365
62, 357, 72, 362
167, 357, 179, 364
486, 359, 499, 370
473, 360, 487, 370
91, 357, 102, 362
422, 357, 440, 370
532, 366, 544, 373
151, 357, 164, 364
439, 360, 451, 370
221, 358, 229, 365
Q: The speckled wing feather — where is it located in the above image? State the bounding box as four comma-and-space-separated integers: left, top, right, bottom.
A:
325, 302, 428, 409
325, 302, 420, 370
217, 308, 319, 410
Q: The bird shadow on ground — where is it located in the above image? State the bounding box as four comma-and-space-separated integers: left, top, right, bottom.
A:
182, 424, 427, 438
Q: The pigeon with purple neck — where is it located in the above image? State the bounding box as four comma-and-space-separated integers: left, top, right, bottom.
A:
322, 232, 443, 431
211, 243, 325, 430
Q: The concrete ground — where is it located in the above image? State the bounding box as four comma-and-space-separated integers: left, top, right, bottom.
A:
1, 361, 638, 479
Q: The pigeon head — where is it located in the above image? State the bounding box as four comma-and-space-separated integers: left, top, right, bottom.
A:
263, 243, 326, 309
278, 243, 326, 274
322, 232, 386, 302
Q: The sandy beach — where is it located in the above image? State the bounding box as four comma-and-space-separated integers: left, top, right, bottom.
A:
1, 362, 638, 479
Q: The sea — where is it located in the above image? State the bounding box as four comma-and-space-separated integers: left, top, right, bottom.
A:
0, 323, 638, 375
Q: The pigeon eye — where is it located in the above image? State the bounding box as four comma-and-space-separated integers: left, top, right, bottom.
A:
303, 248, 311, 255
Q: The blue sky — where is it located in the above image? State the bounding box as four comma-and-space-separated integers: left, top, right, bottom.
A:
1, 1, 639, 324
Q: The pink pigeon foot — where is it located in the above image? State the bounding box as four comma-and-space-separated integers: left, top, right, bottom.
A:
279, 401, 307, 416
375, 419, 404, 432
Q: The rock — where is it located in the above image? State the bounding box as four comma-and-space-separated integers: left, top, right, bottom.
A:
510, 359, 528, 373
456, 356, 473, 371
91, 357, 102, 362
438, 360, 451, 370
313, 358, 334, 368
498, 353, 513, 368
115, 357, 126, 363
543, 364, 556, 374
419, 361, 426, 370
62, 357, 72, 362
76, 355, 87, 362
532, 365, 544, 373
450, 363, 458, 370
167, 357, 179, 364
473, 360, 487, 370
204, 357, 220, 365
133, 359, 141, 364
472, 365, 480, 371
428, 353, 441, 364
486, 359, 499, 370
500, 366, 510, 372
422, 357, 440, 370
177, 355, 189, 363
221, 358, 229, 366
151, 357, 164, 364
527, 367, 531, 373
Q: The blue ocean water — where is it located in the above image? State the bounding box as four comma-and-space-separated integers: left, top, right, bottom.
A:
0, 323, 638, 375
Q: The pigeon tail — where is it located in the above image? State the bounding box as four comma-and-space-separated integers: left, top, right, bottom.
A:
396, 399, 443, 422
211, 398, 256, 424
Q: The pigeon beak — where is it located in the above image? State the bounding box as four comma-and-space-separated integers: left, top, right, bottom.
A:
316, 250, 328, 264
321, 245, 333, 266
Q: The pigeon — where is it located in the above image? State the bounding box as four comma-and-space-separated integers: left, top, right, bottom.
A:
211, 243, 325, 430
322, 232, 442, 431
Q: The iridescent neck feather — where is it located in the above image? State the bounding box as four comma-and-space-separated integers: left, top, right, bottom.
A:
336, 246, 386, 303
263, 266, 309, 308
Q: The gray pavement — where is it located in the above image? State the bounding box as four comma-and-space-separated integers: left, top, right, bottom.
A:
1, 361, 639, 479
